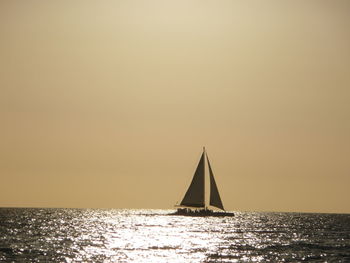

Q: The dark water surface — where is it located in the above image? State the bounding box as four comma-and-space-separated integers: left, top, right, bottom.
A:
0, 208, 349, 262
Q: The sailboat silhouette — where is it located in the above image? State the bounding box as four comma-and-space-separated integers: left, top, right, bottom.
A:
173, 147, 234, 217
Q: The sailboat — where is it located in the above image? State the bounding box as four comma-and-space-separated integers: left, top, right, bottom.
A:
173, 147, 234, 217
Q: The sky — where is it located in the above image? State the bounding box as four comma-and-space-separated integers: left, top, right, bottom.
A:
1, 0, 349, 213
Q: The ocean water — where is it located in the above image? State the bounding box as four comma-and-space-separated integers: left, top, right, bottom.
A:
0, 208, 349, 262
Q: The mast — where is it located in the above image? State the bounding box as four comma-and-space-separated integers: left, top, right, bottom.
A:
203, 146, 206, 209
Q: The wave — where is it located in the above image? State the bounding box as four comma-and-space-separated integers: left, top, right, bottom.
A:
228, 242, 350, 254
263, 242, 350, 252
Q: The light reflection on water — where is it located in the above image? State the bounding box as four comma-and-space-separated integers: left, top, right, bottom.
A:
0, 208, 349, 262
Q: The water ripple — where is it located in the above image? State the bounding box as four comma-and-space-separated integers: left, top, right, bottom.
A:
0, 208, 349, 262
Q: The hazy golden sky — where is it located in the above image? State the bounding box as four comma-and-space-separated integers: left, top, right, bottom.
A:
1, 0, 349, 213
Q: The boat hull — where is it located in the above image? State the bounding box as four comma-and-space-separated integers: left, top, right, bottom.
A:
170, 209, 234, 217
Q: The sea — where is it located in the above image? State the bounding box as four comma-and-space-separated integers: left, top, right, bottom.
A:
0, 208, 349, 262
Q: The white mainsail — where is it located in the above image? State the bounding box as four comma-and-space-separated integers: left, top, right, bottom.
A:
179, 148, 225, 211
180, 152, 205, 207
